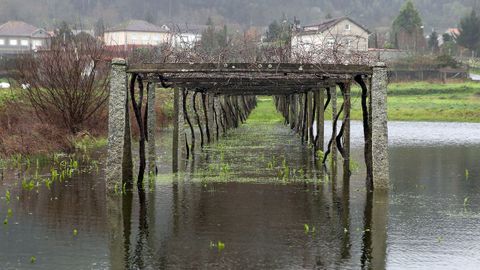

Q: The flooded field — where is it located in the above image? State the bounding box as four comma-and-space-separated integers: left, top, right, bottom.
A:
0, 99, 479, 269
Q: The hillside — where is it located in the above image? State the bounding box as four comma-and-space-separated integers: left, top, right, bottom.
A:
0, 0, 477, 32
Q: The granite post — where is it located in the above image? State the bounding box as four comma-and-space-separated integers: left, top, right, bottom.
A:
106, 58, 132, 191
370, 63, 389, 189
147, 82, 157, 174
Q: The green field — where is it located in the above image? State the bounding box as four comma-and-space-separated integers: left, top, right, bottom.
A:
1, 81, 480, 122
253, 81, 480, 123
344, 81, 480, 122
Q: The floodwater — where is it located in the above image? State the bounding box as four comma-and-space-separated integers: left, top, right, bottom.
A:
1, 100, 480, 269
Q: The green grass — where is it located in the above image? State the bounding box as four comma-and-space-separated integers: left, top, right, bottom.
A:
246, 97, 283, 124
0, 88, 20, 106
326, 81, 480, 123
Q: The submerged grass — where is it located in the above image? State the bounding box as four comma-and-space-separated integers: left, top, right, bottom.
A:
181, 97, 328, 186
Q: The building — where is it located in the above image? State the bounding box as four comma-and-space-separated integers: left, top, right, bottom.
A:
291, 17, 370, 57
0, 21, 51, 55
104, 20, 171, 50
104, 20, 204, 51
168, 24, 204, 48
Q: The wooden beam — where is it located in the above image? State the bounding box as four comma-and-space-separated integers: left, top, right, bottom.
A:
128, 62, 373, 75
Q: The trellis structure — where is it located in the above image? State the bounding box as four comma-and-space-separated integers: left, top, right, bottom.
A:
105, 59, 389, 191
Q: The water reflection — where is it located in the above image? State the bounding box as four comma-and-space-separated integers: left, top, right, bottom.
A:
2, 119, 480, 269
361, 191, 388, 270
104, 163, 390, 269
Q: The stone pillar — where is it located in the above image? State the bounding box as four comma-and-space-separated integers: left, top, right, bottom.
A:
330, 86, 337, 167
172, 87, 185, 173
342, 82, 351, 179
315, 88, 325, 153
213, 95, 222, 139
106, 58, 132, 191
288, 95, 294, 129
370, 63, 389, 189
147, 82, 157, 175
207, 93, 215, 141
306, 91, 313, 144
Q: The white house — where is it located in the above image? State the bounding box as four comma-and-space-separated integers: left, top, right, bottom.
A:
104, 20, 204, 50
291, 17, 370, 60
104, 20, 171, 50
0, 21, 51, 55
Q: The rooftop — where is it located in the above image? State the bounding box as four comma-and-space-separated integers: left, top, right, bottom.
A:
0, 21, 49, 37
106, 20, 169, 33
299, 16, 370, 35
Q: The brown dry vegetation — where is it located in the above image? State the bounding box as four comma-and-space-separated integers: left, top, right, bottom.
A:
0, 89, 172, 157
0, 96, 110, 157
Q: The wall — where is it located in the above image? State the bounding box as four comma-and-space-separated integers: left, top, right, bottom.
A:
0, 36, 49, 55
104, 31, 171, 46
291, 18, 369, 54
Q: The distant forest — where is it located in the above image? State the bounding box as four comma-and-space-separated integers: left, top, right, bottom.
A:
0, 0, 479, 32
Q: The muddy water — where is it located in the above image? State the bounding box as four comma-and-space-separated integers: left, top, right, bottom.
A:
1, 101, 480, 269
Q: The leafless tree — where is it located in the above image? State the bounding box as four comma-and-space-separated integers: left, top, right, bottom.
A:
15, 35, 110, 134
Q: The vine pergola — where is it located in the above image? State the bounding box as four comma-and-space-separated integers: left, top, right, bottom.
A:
105, 60, 389, 192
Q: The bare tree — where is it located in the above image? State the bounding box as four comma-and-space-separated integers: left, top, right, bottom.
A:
15, 35, 110, 134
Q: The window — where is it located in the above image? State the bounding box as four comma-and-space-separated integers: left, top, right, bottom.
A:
21, 39, 29, 46
9, 39, 18, 46
346, 39, 352, 48
142, 35, 149, 44
345, 24, 351, 31
327, 38, 335, 48
0, 39, 4, 45
32, 40, 42, 49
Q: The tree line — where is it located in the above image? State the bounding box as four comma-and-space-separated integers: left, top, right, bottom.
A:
0, 0, 478, 32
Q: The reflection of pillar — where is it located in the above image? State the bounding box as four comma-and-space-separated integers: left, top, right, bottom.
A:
370, 63, 389, 189
106, 58, 133, 191
107, 191, 133, 269
362, 190, 388, 269
341, 176, 351, 260
147, 83, 157, 175
172, 88, 185, 173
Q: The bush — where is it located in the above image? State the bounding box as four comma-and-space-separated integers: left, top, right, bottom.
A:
15, 35, 109, 134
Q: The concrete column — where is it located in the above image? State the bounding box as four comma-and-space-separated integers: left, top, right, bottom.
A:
207, 93, 215, 141
330, 86, 337, 167
370, 63, 389, 189
213, 95, 222, 139
106, 58, 132, 191
172, 87, 185, 172
306, 91, 313, 144
147, 83, 156, 175
288, 95, 294, 129
342, 82, 351, 179
315, 88, 325, 153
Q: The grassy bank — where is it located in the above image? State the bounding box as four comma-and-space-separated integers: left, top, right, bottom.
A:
344, 81, 480, 122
